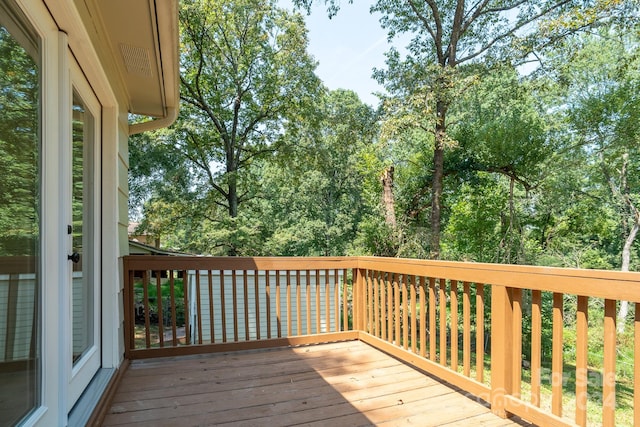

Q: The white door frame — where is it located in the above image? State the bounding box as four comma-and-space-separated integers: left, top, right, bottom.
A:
64, 52, 102, 411
11, 1, 123, 425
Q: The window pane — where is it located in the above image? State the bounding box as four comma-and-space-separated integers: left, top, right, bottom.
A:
0, 1, 41, 425
71, 90, 95, 365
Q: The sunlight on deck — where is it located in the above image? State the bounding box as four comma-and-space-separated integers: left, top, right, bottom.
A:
103, 341, 531, 426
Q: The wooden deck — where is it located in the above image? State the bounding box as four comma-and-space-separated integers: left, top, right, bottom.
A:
102, 341, 532, 426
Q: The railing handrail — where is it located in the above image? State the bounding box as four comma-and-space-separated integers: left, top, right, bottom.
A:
0, 256, 37, 274
123, 255, 357, 271
124, 255, 640, 303
356, 256, 640, 302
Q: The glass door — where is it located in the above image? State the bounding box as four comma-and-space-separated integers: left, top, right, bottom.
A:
67, 58, 101, 409
0, 1, 41, 424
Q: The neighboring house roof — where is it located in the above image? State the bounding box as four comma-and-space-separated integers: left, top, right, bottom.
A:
128, 240, 191, 256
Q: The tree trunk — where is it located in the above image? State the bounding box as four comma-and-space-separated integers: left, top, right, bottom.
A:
615, 153, 637, 333
618, 221, 639, 332
430, 104, 446, 260
227, 149, 238, 256
382, 166, 396, 227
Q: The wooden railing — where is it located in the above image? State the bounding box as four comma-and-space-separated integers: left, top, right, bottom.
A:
122, 256, 358, 359
122, 255, 640, 426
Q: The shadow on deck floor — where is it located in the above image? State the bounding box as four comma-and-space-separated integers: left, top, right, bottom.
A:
102, 340, 534, 426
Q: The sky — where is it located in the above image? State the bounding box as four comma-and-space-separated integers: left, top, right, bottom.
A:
282, 1, 408, 107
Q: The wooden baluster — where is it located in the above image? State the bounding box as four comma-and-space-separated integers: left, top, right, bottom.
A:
368, 270, 374, 335
358, 269, 366, 331
255, 270, 260, 340
439, 279, 447, 366
232, 270, 238, 342
316, 269, 321, 334
576, 295, 589, 426
286, 270, 291, 337
156, 273, 164, 348
342, 269, 347, 331
124, 267, 135, 355
531, 290, 542, 407
429, 277, 437, 362
276, 270, 282, 338
220, 270, 226, 343
463, 282, 471, 377
603, 299, 616, 426
182, 270, 190, 345
394, 273, 400, 345
476, 283, 485, 382
208, 270, 214, 343
402, 274, 409, 350
419, 276, 426, 358
266, 270, 272, 339
380, 272, 387, 341
551, 292, 563, 417
142, 270, 151, 348
334, 269, 340, 332
244, 270, 250, 341
195, 270, 203, 344
635, 303, 640, 427
411, 275, 417, 354
511, 288, 522, 399
373, 270, 380, 337
306, 270, 311, 334
169, 272, 177, 346
298, 270, 303, 335
388, 273, 394, 342
325, 269, 330, 333
451, 280, 458, 372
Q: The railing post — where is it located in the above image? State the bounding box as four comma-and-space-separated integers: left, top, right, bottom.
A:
122, 257, 132, 359
353, 268, 365, 331
491, 284, 514, 418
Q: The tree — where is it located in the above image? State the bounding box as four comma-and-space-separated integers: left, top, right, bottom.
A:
553, 30, 640, 330
296, 0, 605, 259
259, 89, 378, 256
133, 0, 322, 255
449, 66, 551, 263
0, 26, 39, 256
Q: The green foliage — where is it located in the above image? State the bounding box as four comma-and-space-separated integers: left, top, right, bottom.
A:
0, 26, 39, 256
130, 0, 322, 254
259, 89, 379, 256
134, 279, 186, 326
128, 2, 640, 273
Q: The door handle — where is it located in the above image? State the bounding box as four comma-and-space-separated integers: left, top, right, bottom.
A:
68, 252, 80, 263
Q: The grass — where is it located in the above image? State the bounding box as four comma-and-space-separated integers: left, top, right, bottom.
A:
399, 335, 634, 426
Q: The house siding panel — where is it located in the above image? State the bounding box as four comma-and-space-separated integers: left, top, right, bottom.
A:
0, 274, 36, 360
188, 270, 340, 343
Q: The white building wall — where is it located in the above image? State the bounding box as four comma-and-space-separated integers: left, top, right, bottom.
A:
189, 270, 342, 344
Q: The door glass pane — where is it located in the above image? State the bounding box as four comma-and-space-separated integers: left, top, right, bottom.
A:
0, 1, 41, 425
71, 91, 95, 365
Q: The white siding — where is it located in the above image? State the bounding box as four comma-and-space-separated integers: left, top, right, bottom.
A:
188, 270, 342, 343
0, 274, 36, 361
72, 272, 88, 356
0, 273, 89, 361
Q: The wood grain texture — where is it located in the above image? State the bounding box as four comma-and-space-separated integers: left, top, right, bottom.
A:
102, 341, 530, 427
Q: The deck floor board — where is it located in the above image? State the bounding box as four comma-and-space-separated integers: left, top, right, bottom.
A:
102, 341, 532, 426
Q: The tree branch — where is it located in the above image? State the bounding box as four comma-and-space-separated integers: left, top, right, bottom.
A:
407, 0, 443, 64
456, 0, 571, 64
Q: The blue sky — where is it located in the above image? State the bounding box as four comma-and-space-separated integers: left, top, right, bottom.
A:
282, 0, 408, 106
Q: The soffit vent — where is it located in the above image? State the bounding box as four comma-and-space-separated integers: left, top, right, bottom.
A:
119, 43, 153, 77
